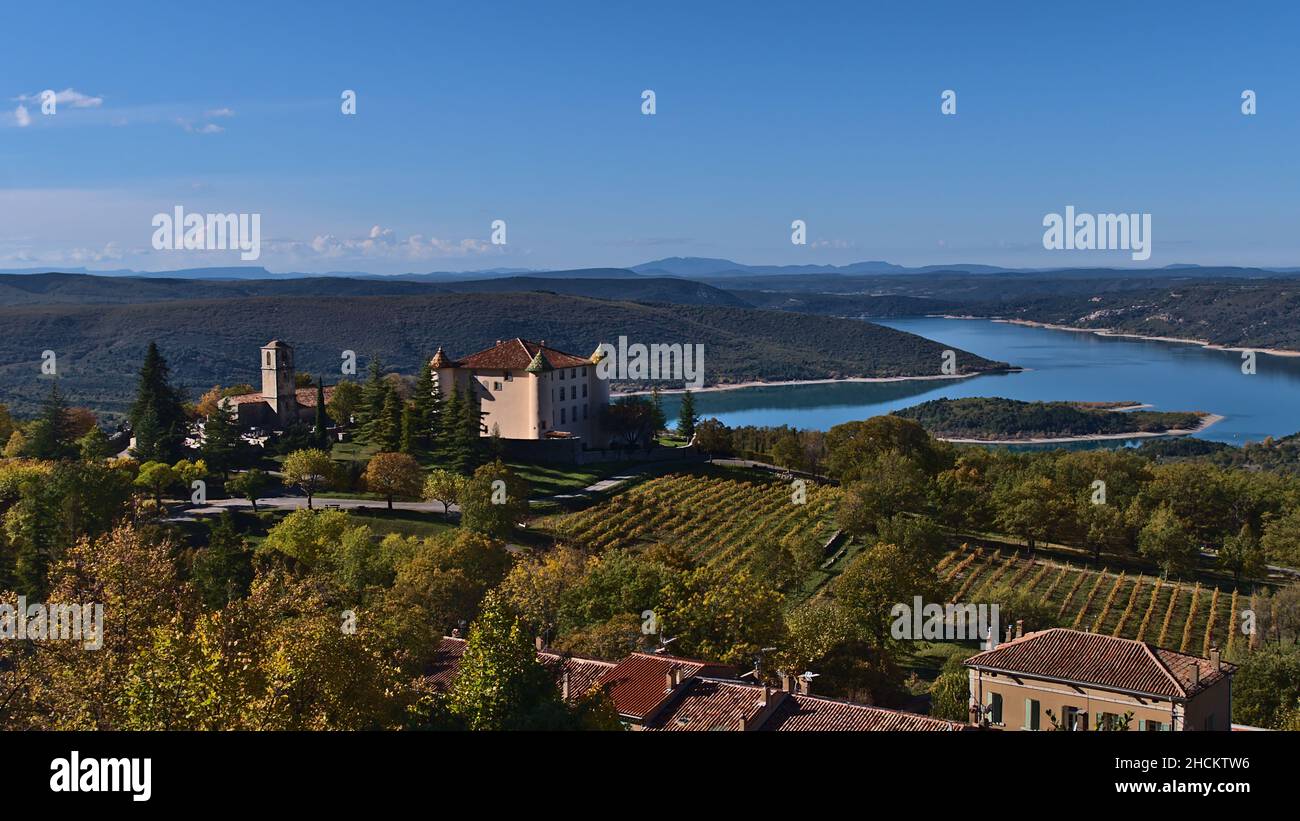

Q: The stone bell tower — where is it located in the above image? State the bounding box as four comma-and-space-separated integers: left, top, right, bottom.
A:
260, 339, 299, 427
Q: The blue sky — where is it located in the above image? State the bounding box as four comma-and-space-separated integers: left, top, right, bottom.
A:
2, 0, 1298, 273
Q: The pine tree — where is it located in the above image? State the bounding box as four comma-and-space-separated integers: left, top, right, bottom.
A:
439, 388, 470, 473
201, 404, 241, 478
32, 382, 73, 459
677, 389, 698, 440
129, 341, 187, 462
358, 356, 387, 437
374, 385, 403, 452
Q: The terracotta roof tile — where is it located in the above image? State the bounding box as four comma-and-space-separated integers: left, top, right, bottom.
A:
451, 338, 592, 371
963, 628, 1235, 699
763, 694, 966, 732
539, 652, 617, 703
593, 652, 737, 720
425, 637, 617, 704
646, 678, 771, 731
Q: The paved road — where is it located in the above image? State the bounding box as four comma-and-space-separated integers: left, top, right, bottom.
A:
189, 496, 453, 515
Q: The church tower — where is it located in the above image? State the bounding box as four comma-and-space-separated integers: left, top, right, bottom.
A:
260, 340, 299, 427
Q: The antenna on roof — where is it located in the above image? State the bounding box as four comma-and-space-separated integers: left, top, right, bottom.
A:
741, 646, 780, 679
652, 635, 678, 654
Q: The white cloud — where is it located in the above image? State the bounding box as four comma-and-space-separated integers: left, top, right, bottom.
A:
177, 118, 224, 134
297, 225, 495, 261
14, 88, 104, 108
13, 105, 30, 127
204, 107, 235, 118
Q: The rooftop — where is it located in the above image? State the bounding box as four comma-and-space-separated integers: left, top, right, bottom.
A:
439, 338, 593, 372
963, 628, 1236, 700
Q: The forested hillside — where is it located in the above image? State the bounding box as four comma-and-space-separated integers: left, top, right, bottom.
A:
0, 292, 1009, 417
893, 397, 1207, 440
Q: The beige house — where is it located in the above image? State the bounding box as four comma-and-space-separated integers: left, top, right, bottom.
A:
431, 338, 610, 443
964, 628, 1235, 731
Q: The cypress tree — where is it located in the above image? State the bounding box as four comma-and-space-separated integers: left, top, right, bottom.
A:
314, 376, 330, 449
411, 356, 438, 455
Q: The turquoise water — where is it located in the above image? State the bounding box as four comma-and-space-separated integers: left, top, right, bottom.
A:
659, 318, 1300, 445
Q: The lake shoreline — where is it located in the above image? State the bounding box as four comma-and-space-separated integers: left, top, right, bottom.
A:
977, 317, 1300, 359
611, 368, 1017, 398
936, 412, 1225, 445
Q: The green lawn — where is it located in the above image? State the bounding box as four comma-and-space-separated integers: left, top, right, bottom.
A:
346, 509, 456, 539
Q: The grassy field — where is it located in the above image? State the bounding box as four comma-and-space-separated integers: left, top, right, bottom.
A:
938, 545, 1254, 656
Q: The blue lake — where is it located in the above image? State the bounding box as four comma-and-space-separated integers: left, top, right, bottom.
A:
659, 318, 1300, 445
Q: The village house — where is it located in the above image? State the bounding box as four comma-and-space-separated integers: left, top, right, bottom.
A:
221, 340, 334, 429
430, 338, 610, 444
964, 627, 1236, 731
427, 637, 965, 732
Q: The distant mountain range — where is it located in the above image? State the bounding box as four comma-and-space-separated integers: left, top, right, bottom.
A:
6, 258, 1299, 281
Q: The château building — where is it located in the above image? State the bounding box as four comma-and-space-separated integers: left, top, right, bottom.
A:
430, 338, 610, 444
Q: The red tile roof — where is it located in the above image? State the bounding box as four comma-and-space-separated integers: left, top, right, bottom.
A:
448, 338, 592, 372
223, 385, 335, 408
593, 652, 738, 721
763, 693, 965, 732
963, 628, 1235, 700
647, 678, 772, 731
426, 636, 468, 690
426, 637, 617, 704
539, 652, 617, 703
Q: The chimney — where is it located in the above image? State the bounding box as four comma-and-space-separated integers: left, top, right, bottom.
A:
672, 667, 684, 686
535, 636, 544, 652
1015, 620, 1024, 639
738, 716, 747, 732
759, 685, 771, 707
780, 673, 793, 693
1210, 647, 1221, 671
797, 676, 812, 696
561, 671, 570, 702
496, 340, 502, 346
665, 671, 675, 693
1005, 625, 1013, 643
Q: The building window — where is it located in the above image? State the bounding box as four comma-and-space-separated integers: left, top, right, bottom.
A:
493, 381, 502, 391
560, 369, 565, 380
1062, 706, 1087, 731
504, 372, 512, 382
570, 368, 576, 378
561, 408, 566, 425
1024, 699, 1040, 731
583, 383, 588, 398
582, 405, 588, 420
989, 693, 1003, 725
